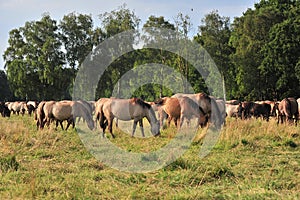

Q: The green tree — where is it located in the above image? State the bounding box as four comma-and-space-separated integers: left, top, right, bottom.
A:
60, 13, 99, 70
95, 4, 140, 99
139, 15, 176, 98
260, 1, 300, 99
230, 0, 286, 100
195, 10, 234, 99
0, 70, 13, 101
3, 14, 72, 100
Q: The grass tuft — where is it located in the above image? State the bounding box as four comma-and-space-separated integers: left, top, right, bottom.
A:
0, 155, 19, 173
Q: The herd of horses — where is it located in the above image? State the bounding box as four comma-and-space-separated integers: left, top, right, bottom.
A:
0, 93, 299, 138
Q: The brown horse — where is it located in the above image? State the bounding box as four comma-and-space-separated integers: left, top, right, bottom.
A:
95, 98, 111, 130
155, 96, 207, 129
52, 100, 95, 130
275, 98, 298, 125
43, 101, 56, 128
172, 93, 223, 128
99, 98, 160, 138
10, 101, 28, 116
35, 101, 46, 130
155, 97, 181, 128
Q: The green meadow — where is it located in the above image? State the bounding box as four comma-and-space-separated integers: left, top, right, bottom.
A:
0, 115, 299, 199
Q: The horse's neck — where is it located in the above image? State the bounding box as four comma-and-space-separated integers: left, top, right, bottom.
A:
75, 105, 90, 120
146, 108, 157, 125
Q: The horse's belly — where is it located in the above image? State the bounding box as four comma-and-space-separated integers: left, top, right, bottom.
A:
111, 108, 143, 121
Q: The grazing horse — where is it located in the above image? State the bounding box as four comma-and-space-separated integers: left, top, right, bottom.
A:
249, 103, 271, 121
35, 101, 46, 130
155, 96, 207, 128
10, 101, 28, 115
76, 100, 95, 123
43, 101, 56, 128
275, 98, 298, 125
99, 98, 160, 138
95, 98, 111, 129
225, 99, 240, 105
51, 100, 95, 130
225, 103, 240, 118
0, 102, 10, 117
155, 97, 181, 128
172, 93, 223, 128
238, 101, 256, 119
26, 101, 37, 116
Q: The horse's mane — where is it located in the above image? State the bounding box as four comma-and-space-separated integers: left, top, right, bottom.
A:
131, 98, 151, 109
154, 98, 165, 106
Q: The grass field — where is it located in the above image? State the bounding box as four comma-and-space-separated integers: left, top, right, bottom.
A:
0, 115, 299, 199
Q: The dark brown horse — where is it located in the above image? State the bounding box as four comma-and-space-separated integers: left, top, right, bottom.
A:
0, 102, 10, 117
238, 101, 256, 119
249, 103, 271, 121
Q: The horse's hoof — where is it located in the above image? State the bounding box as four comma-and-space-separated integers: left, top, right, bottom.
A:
154, 132, 160, 137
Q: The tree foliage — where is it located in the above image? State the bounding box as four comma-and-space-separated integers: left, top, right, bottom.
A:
2, 0, 300, 101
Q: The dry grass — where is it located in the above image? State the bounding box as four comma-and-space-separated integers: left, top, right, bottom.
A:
0, 114, 299, 199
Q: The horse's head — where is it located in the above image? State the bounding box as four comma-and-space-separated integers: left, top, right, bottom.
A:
86, 117, 95, 130
151, 121, 160, 137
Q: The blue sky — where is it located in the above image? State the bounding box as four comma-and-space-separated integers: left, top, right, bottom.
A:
0, 0, 257, 70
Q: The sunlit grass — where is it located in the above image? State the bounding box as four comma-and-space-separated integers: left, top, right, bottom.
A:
0, 114, 299, 199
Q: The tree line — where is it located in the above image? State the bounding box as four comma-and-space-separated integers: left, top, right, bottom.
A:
2, 0, 300, 102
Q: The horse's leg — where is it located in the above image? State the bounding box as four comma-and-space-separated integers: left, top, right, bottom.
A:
179, 116, 184, 128
176, 117, 181, 129
138, 120, 145, 137
36, 121, 39, 130
132, 120, 138, 137
60, 121, 65, 130
65, 118, 74, 130
167, 117, 172, 127
115, 119, 118, 128
103, 120, 108, 134
186, 119, 191, 127
108, 118, 115, 138
54, 120, 59, 130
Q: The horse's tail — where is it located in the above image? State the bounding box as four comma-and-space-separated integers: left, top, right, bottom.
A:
285, 98, 292, 118
99, 107, 107, 129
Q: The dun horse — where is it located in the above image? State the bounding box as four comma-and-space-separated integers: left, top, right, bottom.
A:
155, 96, 207, 129
275, 98, 298, 125
53, 100, 95, 130
99, 98, 160, 138
36, 100, 94, 130
172, 93, 223, 128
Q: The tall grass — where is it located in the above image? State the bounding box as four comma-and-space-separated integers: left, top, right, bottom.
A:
0, 115, 299, 199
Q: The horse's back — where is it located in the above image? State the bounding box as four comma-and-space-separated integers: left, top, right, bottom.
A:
52, 101, 73, 120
